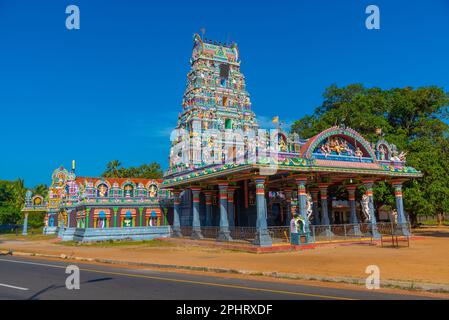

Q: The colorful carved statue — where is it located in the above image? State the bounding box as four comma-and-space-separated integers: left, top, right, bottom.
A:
306, 193, 313, 220
361, 194, 371, 222
355, 147, 363, 160
148, 184, 158, 198
124, 217, 132, 227
98, 184, 108, 198
379, 145, 387, 160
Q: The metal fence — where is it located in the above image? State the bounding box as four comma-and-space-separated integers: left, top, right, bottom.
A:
0, 224, 21, 235
178, 222, 411, 244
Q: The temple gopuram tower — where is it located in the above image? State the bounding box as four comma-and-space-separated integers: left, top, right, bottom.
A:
168, 34, 259, 173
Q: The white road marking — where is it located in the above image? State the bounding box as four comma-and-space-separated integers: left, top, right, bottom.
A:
0, 283, 29, 291
0, 258, 66, 269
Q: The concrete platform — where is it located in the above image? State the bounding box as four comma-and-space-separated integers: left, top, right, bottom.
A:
59, 226, 171, 242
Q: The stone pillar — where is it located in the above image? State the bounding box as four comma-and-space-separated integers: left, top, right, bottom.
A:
295, 177, 312, 243
318, 183, 333, 237
190, 187, 203, 239
227, 187, 237, 227
204, 191, 213, 227
253, 177, 272, 246
363, 179, 381, 239
172, 190, 182, 237
22, 212, 29, 235
318, 183, 331, 225
310, 189, 320, 225
347, 186, 359, 224
347, 185, 362, 236
392, 180, 410, 236
284, 188, 293, 226
217, 183, 232, 241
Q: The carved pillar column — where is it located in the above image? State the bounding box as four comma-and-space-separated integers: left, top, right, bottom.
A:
253, 177, 272, 247
295, 176, 312, 242
217, 183, 232, 241
204, 191, 213, 227
172, 189, 182, 237
227, 187, 237, 228
310, 188, 320, 225
392, 180, 410, 236
318, 183, 333, 237
347, 185, 362, 236
347, 185, 358, 224
318, 183, 331, 225
190, 187, 203, 239
363, 179, 381, 239
284, 188, 293, 226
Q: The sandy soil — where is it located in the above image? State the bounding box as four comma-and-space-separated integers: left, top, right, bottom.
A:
1, 226, 449, 286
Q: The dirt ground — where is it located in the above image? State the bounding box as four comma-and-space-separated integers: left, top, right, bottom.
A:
1, 226, 449, 287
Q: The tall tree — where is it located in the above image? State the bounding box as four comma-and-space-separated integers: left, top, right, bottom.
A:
103, 160, 122, 178
33, 184, 48, 198
12, 178, 26, 211
101, 161, 163, 179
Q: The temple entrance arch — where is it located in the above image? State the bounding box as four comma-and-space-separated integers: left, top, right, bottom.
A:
302, 126, 378, 162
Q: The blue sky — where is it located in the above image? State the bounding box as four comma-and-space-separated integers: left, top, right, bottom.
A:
0, 0, 448, 187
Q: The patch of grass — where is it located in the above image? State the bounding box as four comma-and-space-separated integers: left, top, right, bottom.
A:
57, 239, 176, 248
0, 231, 56, 241
418, 221, 449, 226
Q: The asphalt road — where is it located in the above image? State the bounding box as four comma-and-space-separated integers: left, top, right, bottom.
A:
0, 255, 436, 300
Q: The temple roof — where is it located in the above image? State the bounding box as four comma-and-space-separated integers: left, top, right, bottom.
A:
75, 177, 163, 186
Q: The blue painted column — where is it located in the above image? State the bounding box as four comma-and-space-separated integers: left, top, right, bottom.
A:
22, 212, 29, 235
363, 179, 381, 239
347, 185, 362, 236
310, 189, 321, 225
392, 180, 410, 236
217, 183, 232, 241
284, 188, 293, 226
190, 187, 203, 239
253, 177, 272, 246
227, 187, 237, 227
318, 183, 331, 225
204, 191, 213, 227
172, 190, 182, 237
295, 177, 313, 243
318, 183, 333, 237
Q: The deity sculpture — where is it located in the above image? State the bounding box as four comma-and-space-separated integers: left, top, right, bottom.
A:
361, 194, 371, 222
306, 193, 313, 220
98, 185, 108, 198
398, 151, 407, 162
124, 185, 133, 198
391, 209, 398, 224
279, 137, 287, 152
148, 184, 158, 198
355, 147, 363, 160
379, 145, 387, 160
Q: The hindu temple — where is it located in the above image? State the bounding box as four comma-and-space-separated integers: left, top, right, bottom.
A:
22, 34, 422, 246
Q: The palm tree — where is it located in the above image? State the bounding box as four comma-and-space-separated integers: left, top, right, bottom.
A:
33, 184, 48, 198
12, 178, 27, 210
103, 160, 122, 178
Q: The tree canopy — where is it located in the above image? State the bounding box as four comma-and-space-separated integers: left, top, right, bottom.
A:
291, 84, 449, 223
101, 160, 163, 179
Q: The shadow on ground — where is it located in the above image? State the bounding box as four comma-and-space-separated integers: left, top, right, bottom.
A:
27, 277, 113, 300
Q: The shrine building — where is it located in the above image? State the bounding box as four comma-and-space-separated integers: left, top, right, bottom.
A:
22, 34, 422, 246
